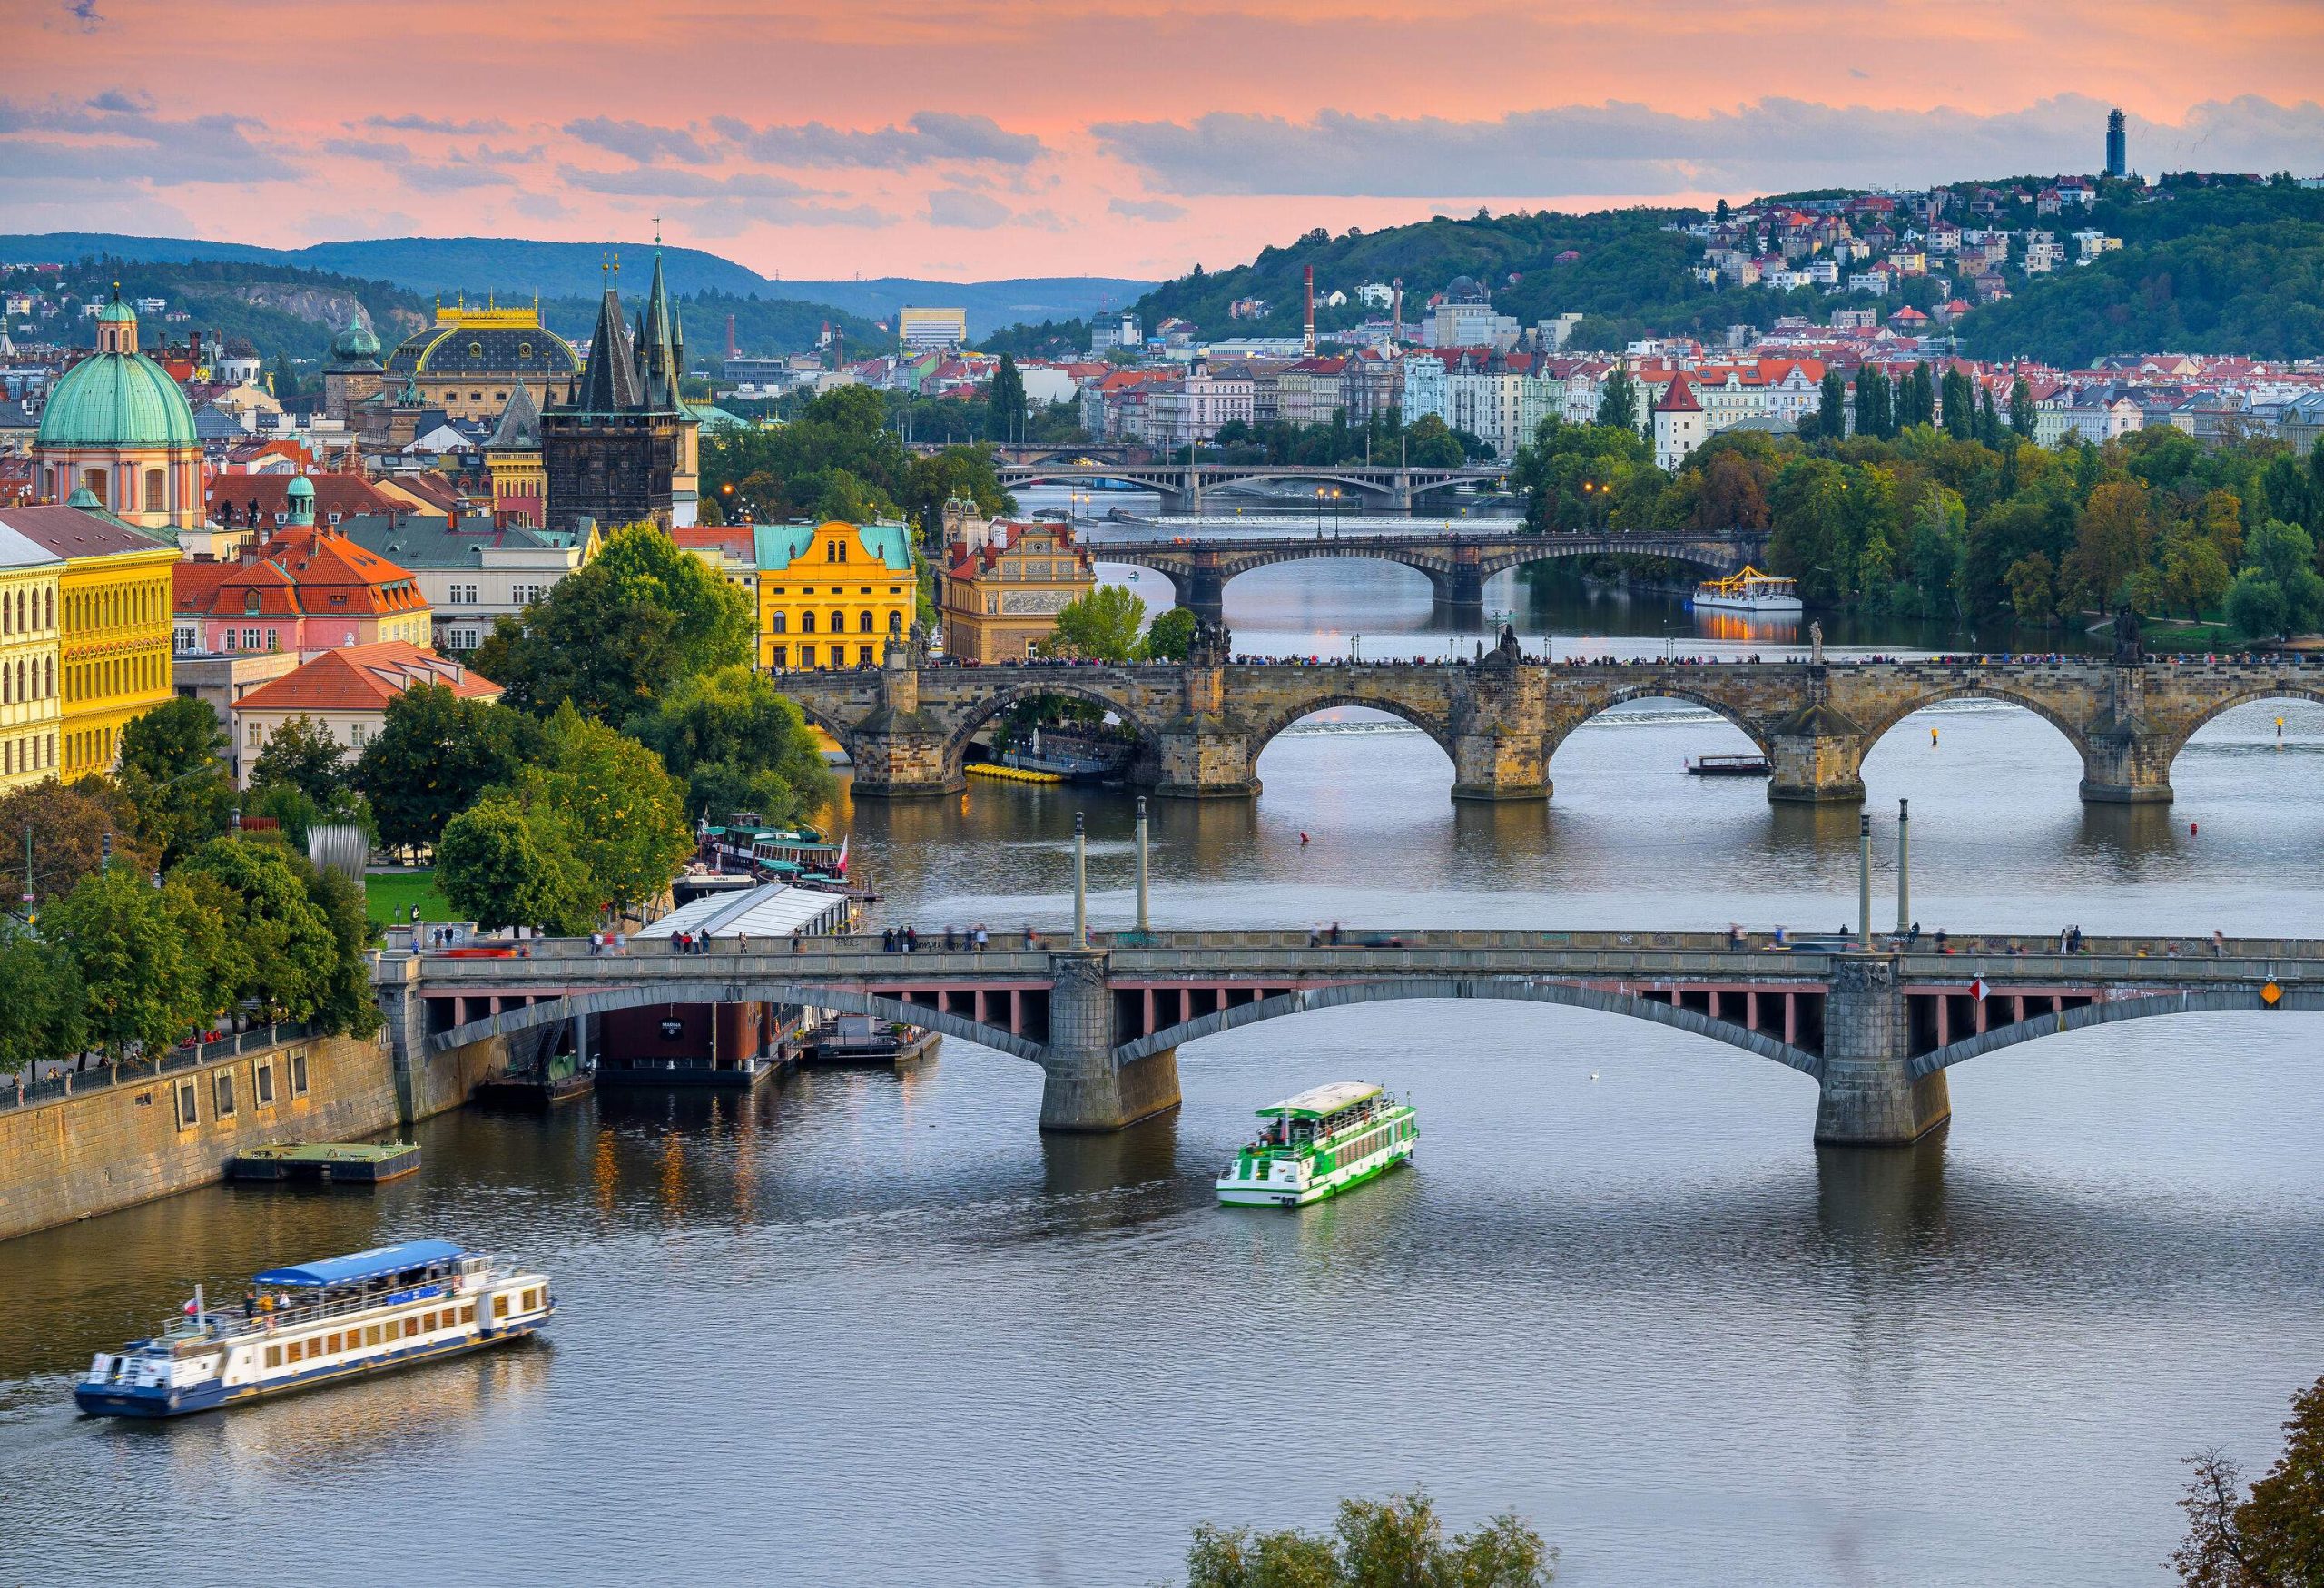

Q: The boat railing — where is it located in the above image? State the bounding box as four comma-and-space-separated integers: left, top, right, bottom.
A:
188, 1260, 503, 1337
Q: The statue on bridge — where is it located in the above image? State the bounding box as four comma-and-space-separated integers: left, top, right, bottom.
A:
1808, 620, 1824, 666
1189, 614, 1233, 665
2112, 603, 2143, 665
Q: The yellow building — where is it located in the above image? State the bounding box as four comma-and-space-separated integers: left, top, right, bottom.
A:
940, 518, 1098, 663
0, 522, 63, 792
1, 497, 180, 780
755, 520, 916, 672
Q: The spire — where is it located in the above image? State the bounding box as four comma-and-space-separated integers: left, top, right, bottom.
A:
574, 283, 641, 413
637, 242, 682, 411
487, 380, 543, 450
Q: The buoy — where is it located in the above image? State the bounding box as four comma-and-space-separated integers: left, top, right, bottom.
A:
2190, 821, 2198, 835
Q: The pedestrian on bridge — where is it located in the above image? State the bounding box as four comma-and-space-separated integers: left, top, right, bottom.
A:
975, 924, 989, 952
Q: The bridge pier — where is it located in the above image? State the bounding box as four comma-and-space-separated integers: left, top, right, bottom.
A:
1423, 562, 1488, 629
1765, 686, 1867, 804
1037, 949, 1182, 1131
850, 651, 964, 797
1152, 658, 1259, 796
2079, 721, 2175, 804
1812, 956, 1951, 1146
1182, 557, 1227, 629
1451, 646, 1551, 801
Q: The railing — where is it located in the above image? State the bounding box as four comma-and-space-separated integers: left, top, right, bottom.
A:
1, 1022, 319, 1115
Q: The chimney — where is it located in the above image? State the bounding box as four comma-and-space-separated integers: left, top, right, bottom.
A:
1392, 279, 1403, 348
725, 313, 738, 361
1303, 264, 1315, 357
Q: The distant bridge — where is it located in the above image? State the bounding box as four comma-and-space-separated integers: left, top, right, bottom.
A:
1088, 528, 1768, 621
995, 460, 1507, 514
379, 929, 2324, 1144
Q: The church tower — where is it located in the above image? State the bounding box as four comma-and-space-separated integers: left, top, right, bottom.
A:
540, 242, 695, 535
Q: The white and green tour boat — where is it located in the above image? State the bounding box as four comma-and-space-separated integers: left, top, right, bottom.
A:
1216, 1081, 1418, 1208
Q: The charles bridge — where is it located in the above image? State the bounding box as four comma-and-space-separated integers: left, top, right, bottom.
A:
383, 929, 2324, 1147
1087, 528, 1768, 624
776, 643, 2324, 806
993, 459, 1508, 515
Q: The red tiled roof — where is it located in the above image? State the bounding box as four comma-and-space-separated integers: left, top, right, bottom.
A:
234, 642, 501, 715
1654, 371, 1704, 413
205, 472, 397, 524
175, 523, 428, 618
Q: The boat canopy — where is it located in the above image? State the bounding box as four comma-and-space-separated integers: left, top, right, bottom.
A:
251, 1240, 466, 1288
1258, 1081, 1383, 1119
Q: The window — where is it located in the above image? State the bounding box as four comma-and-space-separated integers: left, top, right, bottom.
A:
213, 1069, 235, 1119
326, 1332, 343, 1354
459, 1303, 476, 1325
769, 645, 787, 669
858, 646, 873, 666
799, 611, 815, 633
494, 1295, 511, 1320
365, 1325, 382, 1346
421, 1311, 437, 1332
175, 1080, 198, 1129
255, 1061, 275, 1107
287, 1339, 304, 1363
384, 1318, 401, 1341
265, 1346, 282, 1368
290, 1051, 309, 1097
800, 645, 816, 668
767, 612, 785, 633
857, 611, 873, 633
248, 721, 263, 748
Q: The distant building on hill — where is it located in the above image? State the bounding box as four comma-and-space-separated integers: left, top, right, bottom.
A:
2106, 108, 2127, 180
896, 307, 968, 352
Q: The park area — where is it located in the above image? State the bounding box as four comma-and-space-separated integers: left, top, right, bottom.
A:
365, 869, 453, 926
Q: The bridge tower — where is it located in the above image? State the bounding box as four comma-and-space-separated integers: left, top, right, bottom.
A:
1811, 955, 1951, 1145
1038, 948, 1182, 1130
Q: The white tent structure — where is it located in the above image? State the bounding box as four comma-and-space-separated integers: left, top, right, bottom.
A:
631, 881, 851, 942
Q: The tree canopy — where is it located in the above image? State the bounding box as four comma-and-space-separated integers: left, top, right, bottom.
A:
352, 684, 542, 852
625, 664, 836, 827
1186, 1490, 1554, 1588
2174, 1371, 2324, 1587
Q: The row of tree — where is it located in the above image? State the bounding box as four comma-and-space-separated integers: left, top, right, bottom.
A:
1512, 410, 2324, 636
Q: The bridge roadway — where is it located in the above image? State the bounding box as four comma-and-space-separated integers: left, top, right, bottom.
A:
777, 648, 2324, 805
1086, 528, 1767, 624
996, 460, 1506, 514
379, 928, 2324, 1147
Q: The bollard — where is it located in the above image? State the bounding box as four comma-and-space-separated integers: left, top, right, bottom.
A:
1073, 811, 1088, 949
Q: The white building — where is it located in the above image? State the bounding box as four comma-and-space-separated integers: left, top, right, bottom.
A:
1652, 371, 1707, 471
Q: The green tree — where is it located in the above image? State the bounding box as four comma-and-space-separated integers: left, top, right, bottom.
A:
1854, 367, 1895, 440
472, 523, 753, 718
45, 868, 218, 1064
2227, 518, 2324, 639
117, 695, 225, 784
2172, 1372, 2324, 1587
0, 777, 157, 910
626, 664, 836, 826
2009, 375, 2036, 439
986, 353, 1029, 445
1048, 584, 1147, 661
507, 705, 693, 916
249, 715, 350, 803
1594, 370, 1640, 433
115, 697, 238, 866
0, 929, 84, 1076
1403, 415, 1467, 469
302, 863, 381, 1038
1941, 367, 1975, 439
437, 794, 594, 934
1185, 1491, 1554, 1588
352, 685, 541, 853
1143, 607, 1198, 661
2063, 480, 2154, 612
175, 835, 338, 1024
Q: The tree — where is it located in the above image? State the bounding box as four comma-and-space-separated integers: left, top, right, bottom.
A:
175, 835, 339, 1025
1048, 584, 1147, 662
2172, 1372, 2324, 1587
1403, 415, 1467, 469
472, 523, 752, 717
249, 715, 349, 803
2063, 480, 2154, 612
2009, 375, 2037, 439
2226, 518, 2324, 639
1594, 370, 1639, 434
0, 777, 157, 909
1814, 369, 1848, 440
44, 868, 217, 1064
0, 929, 84, 1077
1854, 366, 1895, 440
1941, 367, 1975, 440
437, 794, 594, 934
353, 685, 542, 853
625, 664, 836, 826
507, 705, 693, 916
986, 353, 1028, 445
117, 695, 225, 785
115, 697, 239, 866
1185, 1491, 1554, 1588
1143, 607, 1197, 661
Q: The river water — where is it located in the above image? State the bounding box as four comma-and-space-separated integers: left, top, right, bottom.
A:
3, 528, 2320, 1587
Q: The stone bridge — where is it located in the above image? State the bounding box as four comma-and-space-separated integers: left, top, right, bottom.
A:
778, 649, 2324, 805
379, 929, 2324, 1147
995, 460, 1506, 514
1088, 528, 1768, 624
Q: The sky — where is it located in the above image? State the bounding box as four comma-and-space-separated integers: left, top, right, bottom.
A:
5, 0, 2322, 283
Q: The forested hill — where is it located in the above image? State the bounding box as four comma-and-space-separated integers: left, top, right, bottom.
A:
1130, 182, 2324, 363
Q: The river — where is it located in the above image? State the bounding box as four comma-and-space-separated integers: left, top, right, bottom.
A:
2, 513, 2319, 1587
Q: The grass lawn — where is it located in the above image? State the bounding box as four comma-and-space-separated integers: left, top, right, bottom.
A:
366, 869, 454, 926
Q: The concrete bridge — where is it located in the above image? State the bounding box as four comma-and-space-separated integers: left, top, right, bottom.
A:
995, 460, 1507, 514
379, 929, 2324, 1146
778, 647, 2324, 805
1088, 528, 1768, 625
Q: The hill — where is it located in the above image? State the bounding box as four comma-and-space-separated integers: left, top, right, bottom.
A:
0, 233, 1148, 340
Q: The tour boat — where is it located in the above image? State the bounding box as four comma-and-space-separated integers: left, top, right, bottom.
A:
1216, 1081, 1418, 1208
1690, 567, 1804, 615
74, 1240, 552, 1419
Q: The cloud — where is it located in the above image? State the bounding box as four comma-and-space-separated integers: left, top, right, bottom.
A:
399, 162, 516, 192
1108, 196, 1187, 222
85, 89, 149, 113
507, 191, 571, 222
365, 113, 510, 135
712, 111, 1044, 170
1092, 94, 2324, 198
0, 96, 301, 184
323, 136, 410, 163
563, 115, 714, 165
563, 166, 818, 199
926, 187, 1012, 228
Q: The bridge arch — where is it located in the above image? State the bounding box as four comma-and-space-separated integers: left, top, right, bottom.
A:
1547, 684, 1777, 762
428, 980, 1048, 1063
2161, 685, 2324, 766
1909, 987, 2324, 1079
1854, 683, 2095, 764
787, 697, 863, 761
940, 677, 1160, 781
1248, 694, 1459, 764
1115, 976, 1821, 1074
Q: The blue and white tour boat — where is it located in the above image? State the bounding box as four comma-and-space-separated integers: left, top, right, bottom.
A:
74, 1240, 553, 1418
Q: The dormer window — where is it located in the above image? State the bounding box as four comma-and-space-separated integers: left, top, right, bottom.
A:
243, 591, 261, 614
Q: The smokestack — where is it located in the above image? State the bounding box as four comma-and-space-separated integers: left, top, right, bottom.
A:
1392, 278, 1403, 349
725, 312, 737, 360
1303, 263, 1315, 357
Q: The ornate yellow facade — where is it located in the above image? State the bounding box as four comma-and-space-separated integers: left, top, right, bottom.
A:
0, 526, 62, 793
1, 504, 179, 781
755, 520, 916, 672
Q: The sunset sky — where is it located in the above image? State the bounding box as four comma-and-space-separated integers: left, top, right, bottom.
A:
7, 0, 2322, 281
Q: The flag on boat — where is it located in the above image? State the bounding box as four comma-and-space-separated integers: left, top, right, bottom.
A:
182, 1298, 199, 1316
835, 835, 850, 874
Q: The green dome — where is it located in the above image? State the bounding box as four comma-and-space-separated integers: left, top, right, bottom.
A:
330, 317, 381, 362
35, 344, 198, 450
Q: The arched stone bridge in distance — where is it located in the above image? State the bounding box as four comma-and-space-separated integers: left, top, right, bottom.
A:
377, 930, 2324, 1147
995, 460, 1508, 515
1085, 528, 1768, 626
774, 650, 2324, 806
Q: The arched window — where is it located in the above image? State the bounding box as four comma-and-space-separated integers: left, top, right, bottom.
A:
830, 611, 847, 636
82, 469, 107, 507
144, 469, 166, 512
799, 611, 816, 633
858, 610, 873, 633
824, 541, 837, 563
888, 611, 903, 635
768, 612, 786, 634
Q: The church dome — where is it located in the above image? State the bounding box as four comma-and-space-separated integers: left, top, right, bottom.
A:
35, 313, 197, 449
330, 316, 382, 363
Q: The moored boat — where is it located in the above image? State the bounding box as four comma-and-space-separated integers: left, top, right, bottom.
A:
74, 1241, 551, 1419
1216, 1081, 1417, 1208
1690, 567, 1804, 615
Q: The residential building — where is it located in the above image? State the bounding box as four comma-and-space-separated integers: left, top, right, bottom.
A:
0, 521, 61, 791
172, 476, 434, 657
339, 511, 593, 652
230, 641, 501, 784
170, 647, 300, 783
674, 521, 758, 602
0, 494, 178, 780
1144, 362, 1256, 448
541, 249, 699, 533
756, 519, 915, 672
1275, 356, 1348, 429
941, 518, 1097, 664
896, 307, 969, 352
31, 290, 203, 533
